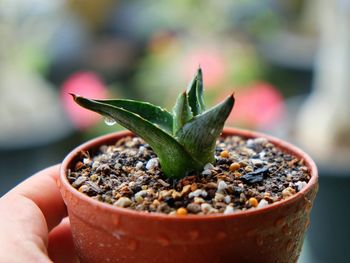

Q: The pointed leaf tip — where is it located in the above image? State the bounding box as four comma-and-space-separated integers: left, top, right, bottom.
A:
172, 91, 193, 134
187, 69, 205, 116
176, 92, 235, 165
69, 93, 78, 100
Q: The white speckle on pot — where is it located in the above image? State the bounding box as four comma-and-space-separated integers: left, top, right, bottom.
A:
204, 163, 214, 170
135, 161, 143, 170
112, 230, 125, 240
146, 158, 158, 170
217, 180, 228, 193
202, 169, 212, 176
189, 189, 208, 198
295, 181, 307, 191
114, 197, 132, 208
257, 199, 269, 208
224, 205, 234, 214
224, 195, 231, 204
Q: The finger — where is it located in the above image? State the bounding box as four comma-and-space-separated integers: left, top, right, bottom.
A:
0, 194, 51, 263
48, 218, 78, 263
0, 164, 68, 262
4, 164, 67, 231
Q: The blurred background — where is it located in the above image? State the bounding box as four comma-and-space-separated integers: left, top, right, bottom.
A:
1, 0, 349, 262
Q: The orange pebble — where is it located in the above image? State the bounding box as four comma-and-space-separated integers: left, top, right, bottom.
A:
75, 161, 84, 170
229, 162, 241, 171
176, 207, 188, 215
249, 197, 258, 207
190, 183, 198, 191
220, 150, 230, 158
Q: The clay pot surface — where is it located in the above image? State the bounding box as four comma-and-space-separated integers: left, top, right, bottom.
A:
59, 128, 318, 263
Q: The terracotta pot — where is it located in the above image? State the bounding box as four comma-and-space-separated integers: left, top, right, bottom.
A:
59, 128, 318, 263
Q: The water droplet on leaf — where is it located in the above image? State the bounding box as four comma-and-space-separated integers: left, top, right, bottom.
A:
104, 117, 116, 126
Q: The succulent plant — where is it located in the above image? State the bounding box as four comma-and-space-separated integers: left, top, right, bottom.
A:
72, 68, 235, 178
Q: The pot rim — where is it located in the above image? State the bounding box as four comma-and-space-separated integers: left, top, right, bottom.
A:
60, 127, 318, 222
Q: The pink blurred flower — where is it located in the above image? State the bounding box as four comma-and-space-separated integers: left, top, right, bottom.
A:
224, 82, 285, 129
61, 72, 108, 130
183, 49, 226, 88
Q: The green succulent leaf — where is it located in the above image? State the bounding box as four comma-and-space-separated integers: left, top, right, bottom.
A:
93, 99, 173, 134
172, 92, 193, 134
71, 69, 235, 179
72, 95, 202, 178
187, 68, 205, 116
176, 94, 235, 165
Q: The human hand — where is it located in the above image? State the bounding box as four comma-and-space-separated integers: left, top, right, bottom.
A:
0, 165, 78, 263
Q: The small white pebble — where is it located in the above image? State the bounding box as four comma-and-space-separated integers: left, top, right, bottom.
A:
128, 150, 138, 156
83, 158, 92, 165
146, 158, 158, 170
204, 163, 215, 170
246, 139, 255, 148
138, 146, 146, 154
92, 161, 100, 170
208, 208, 219, 214
201, 203, 212, 213
251, 159, 265, 166
257, 199, 269, 208
214, 193, 225, 202
254, 137, 268, 145
135, 190, 147, 199
194, 197, 205, 203
217, 180, 228, 193
295, 181, 307, 191
259, 151, 266, 158
202, 170, 212, 176
135, 161, 144, 170
189, 189, 208, 198
282, 187, 296, 198
224, 195, 231, 204
114, 197, 132, 208
134, 193, 145, 203
114, 163, 121, 170
224, 205, 234, 214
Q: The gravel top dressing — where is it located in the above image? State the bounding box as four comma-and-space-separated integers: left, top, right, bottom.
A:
68, 135, 311, 215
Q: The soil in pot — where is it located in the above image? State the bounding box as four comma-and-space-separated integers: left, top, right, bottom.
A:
67, 134, 311, 215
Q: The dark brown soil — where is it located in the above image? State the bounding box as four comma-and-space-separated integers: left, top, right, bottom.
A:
67, 135, 311, 215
